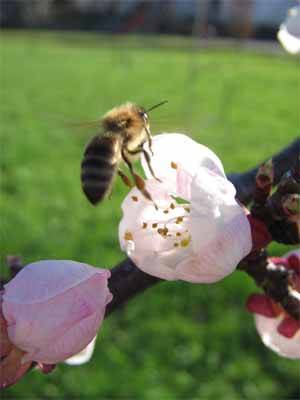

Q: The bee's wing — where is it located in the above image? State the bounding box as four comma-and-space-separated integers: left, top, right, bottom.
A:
65, 119, 102, 131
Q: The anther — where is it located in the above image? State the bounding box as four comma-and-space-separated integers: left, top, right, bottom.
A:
171, 162, 178, 169
180, 236, 191, 248
124, 231, 133, 241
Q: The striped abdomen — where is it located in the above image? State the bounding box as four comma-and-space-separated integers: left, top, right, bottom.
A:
81, 135, 118, 205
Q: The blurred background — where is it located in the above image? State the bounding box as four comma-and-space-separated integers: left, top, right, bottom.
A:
0, 0, 298, 38
1, 1, 299, 399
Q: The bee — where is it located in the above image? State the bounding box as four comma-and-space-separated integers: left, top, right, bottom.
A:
81, 101, 167, 205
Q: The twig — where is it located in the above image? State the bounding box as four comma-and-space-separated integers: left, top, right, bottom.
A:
229, 137, 299, 205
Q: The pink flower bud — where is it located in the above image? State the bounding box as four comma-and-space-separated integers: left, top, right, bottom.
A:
2, 260, 112, 365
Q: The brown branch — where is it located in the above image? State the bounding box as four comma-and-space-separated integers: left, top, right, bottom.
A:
105, 257, 160, 316
229, 137, 299, 205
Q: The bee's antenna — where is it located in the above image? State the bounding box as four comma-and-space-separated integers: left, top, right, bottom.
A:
146, 100, 168, 113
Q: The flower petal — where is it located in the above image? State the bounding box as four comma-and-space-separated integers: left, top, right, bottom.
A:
254, 314, 300, 359
188, 170, 252, 282
119, 181, 193, 280
3, 260, 110, 304
277, 316, 300, 338
142, 133, 225, 199
246, 294, 279, 318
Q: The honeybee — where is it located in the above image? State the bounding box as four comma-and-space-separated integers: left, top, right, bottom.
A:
81, 101, 167, 205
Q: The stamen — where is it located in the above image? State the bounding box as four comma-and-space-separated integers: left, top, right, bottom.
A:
163, 210, 169, 214
142, 222, 147, 229
180, 236, 191, 248
131, 196, 138, 202
171, 161, 178, 169
157, 227, 169, 237
152, 223, 158, 228
124, 231, 133, 241
176, 232, 181, 237
176, 216, 184, 224
174, 243, 179, 247
184, 206, 190, 213
170, 203, 175, 210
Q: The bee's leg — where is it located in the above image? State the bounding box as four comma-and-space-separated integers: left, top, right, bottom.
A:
118, 169, 133, 188
145, 126, 154, 156
141, 148, 161, 183
122, 149, 157, 208
127, 146, 161, 182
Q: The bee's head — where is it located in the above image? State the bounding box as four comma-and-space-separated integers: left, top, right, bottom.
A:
102, 101, 167, 133
102, 103, 149, 132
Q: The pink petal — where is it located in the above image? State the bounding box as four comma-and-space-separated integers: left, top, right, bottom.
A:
141, 133, 225, 200
277, 316, 300, 338
189, 172, 252, 282
3, 260, 110, 304
246, 294, 279, 318
2, 261, 112, 364
119, 181, 193, 280
175, 256, 223, 283
254, 314, 300, 359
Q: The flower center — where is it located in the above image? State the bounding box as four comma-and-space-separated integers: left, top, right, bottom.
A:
147, 202, 192, 249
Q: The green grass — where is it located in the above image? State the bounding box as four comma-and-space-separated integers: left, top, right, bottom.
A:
1, 32, 299, 399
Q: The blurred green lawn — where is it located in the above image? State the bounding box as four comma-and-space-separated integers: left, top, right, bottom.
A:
1, 32, 299, 399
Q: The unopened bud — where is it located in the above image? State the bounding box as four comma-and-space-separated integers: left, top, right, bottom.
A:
278, 171, 300, 194
282, 194, 300, 216
256, 159, 274, 189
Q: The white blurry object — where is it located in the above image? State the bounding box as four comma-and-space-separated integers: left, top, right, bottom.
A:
278, 6, 300, 54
